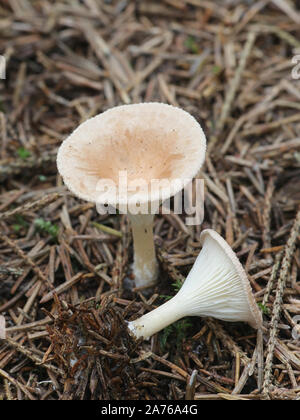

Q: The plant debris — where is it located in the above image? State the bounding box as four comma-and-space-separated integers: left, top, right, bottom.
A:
44, 295, 146, 400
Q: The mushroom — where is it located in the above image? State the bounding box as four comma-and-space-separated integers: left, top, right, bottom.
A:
57, 103, 206, 288
127, 229, 262, 339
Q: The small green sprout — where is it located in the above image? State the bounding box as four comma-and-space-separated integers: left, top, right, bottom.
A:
185, 36, 199, 54
172, 278, 183, 292
17, 147, 31, 160
12, 215, 29, 233
12, 224, 24, 233
35, 218, 59, 240
258, 303, 269, 315
160, 277, 183, 301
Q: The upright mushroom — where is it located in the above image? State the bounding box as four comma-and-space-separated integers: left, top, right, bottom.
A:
57, 103, 206, 288
128, 229, 262, 339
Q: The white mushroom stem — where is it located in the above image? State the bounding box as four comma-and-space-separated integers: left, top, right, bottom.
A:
128, 295, 183, 339
127, 230, 262, 340
128, 214, 159, 288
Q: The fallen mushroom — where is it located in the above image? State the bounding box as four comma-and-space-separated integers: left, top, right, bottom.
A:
57, 103, 206, 288
127, 229, 262, 339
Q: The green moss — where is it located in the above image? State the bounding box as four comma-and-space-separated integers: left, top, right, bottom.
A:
17, 147, 31, 160
258, 303, 270, 315
34, 218, 59, 240
185, 36, 199, 54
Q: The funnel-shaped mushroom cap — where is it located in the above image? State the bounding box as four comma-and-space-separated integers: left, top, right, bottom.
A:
178, 229, 262, 329
57, 103, 206, 206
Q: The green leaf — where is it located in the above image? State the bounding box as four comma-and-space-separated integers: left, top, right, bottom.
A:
172, 278, 183, 292
12, 224, 22, 232
258, 303, 269, 315
184, 36, 199, 54
35, 218, 59, 240
17, 147, 31, 160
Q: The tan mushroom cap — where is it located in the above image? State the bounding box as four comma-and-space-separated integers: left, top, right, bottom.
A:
200, 229, 263, 329
57, 103, 206, 206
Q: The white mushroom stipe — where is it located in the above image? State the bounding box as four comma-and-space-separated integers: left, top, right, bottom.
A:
128, 214, 158, 288
127, 229, 262, 340
57, 103, 207, 288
